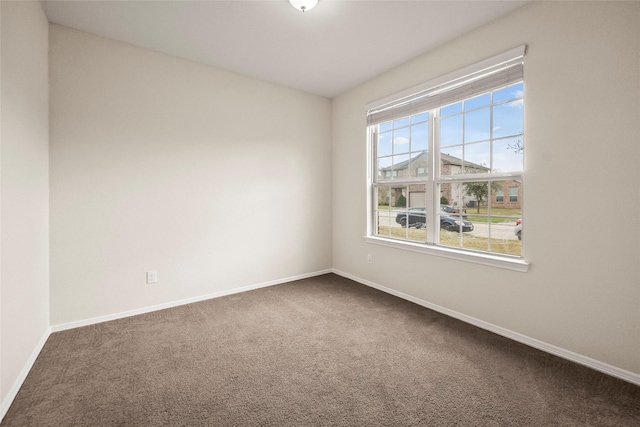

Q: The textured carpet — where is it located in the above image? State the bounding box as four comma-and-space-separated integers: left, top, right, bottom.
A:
3, 274, 639, 426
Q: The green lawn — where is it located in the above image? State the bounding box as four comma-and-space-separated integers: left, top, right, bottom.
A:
377, 226, 522, 257
466, 209, 520, 223
465, 207, 521, 217
465, 216, 519, 224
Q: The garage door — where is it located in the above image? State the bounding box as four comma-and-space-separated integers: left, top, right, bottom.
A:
409, 192, 425, 208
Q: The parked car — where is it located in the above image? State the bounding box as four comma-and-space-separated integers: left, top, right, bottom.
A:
515, 218, 522, 240
441, 204, 467, 219
441, 205, 467, 215
395, 207, 474, 232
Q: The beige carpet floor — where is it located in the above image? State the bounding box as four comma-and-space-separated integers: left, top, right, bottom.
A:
3, 273, 639, 426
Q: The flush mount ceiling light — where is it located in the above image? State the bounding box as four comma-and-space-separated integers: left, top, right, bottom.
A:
289, 0, 318, 12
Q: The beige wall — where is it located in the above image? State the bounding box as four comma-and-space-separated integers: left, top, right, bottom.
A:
3, 2, 639, 417
0, 0, 50, 410
332, 1, 640, 374
49, 26, 332, 325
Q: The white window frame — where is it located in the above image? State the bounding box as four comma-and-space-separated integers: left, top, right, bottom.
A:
364, 46, 529, 272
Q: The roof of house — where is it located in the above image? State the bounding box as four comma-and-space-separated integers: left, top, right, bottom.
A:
380, 151, 488, 171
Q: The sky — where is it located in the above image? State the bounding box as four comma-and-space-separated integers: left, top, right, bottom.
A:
377, 82, 524, 176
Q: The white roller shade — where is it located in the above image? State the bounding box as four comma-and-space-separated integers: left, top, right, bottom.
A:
367, 47, 525, 126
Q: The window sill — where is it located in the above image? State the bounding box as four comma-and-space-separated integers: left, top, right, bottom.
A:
364, 235, 529, 272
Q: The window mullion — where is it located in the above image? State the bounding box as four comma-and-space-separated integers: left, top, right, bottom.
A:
427, 109, 438, 245
369, 129, 377, 236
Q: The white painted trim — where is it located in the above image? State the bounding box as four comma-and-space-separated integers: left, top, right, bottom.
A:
2, 269, 332, 421
51, 269, 333, 332
6, 266, 636, 425
1, 327, 51, 421
332, 268, 640, 386
365, 235, 529, 272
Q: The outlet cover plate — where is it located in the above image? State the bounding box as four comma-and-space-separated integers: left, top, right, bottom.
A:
146, 270, 158, 284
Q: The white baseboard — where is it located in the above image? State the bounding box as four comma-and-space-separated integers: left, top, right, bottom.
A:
1, 327, 51, 421
51, 269, 333, 332
3, 269, 332, 423
6, 266, 635, 425
332, 268, 640, 387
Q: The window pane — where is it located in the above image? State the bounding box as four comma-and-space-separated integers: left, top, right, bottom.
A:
439, 182, 467, 211
460, 232, 489, 252
408, 184, 426, 205
392, 154, 410, 179
390, 185, 409, 241
408, 151, 429, 179
493, 137, 524, 173
393, 127, 410, 154
464, 142, 491, 172
376, 185, 392, 237
377, 185, 390, 208
410, 122, 429, 152
393, 117, 410, 129
441, 102, 462, 117
493, 82, 524, 104
493, 102, 523, 139
439, 182, 475, 247
464, 93, 490, 110
440, 147, 463, 176
462, 181, 489, 212
411, 112, 429, 124
379, 121, 392, 133
375, 183, 429, 243
377, 185, 409, 238
488, 237, 521, 256
440, 114, 462, 148
378, 156, 393, 169
464, 108, 490, 143
443, 180, 522, 256
390, 185, 406, 207
378, 131, 392, 157
492, 180, 522, 211
377, 156, 392, 180
396, 184, 427, 242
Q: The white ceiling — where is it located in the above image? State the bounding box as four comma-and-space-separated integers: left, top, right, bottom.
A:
41, 0, 529, 98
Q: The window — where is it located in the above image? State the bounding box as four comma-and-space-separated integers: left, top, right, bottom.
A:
366, 46, 527, 270
509, 186, 518, 202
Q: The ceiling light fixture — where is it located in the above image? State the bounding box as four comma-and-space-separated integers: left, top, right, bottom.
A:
289, 0, 318, 13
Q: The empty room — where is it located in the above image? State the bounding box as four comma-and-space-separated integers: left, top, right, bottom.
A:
2, 0, 639, 425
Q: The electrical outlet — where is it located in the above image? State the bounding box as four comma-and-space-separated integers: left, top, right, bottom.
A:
367, 254, 373, 264
146, 270, 158, 284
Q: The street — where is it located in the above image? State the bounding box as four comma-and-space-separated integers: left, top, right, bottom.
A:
377, 210, 518, 240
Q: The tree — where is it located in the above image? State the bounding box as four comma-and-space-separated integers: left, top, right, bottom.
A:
464, 182, 501, 213
507, 138, 524, 154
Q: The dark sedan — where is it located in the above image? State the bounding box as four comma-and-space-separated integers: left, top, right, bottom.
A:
395, 207, 474, 232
